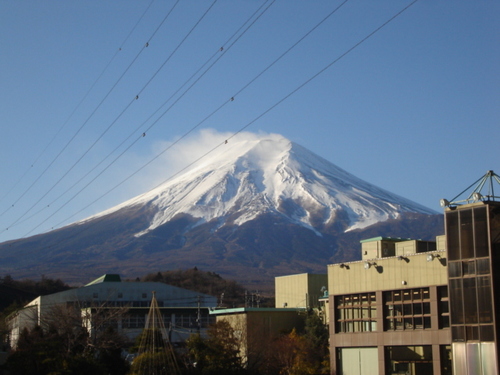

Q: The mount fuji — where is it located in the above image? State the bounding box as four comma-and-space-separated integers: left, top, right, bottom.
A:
0, 134, 443, 288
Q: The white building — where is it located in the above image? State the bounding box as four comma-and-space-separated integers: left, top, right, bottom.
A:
6, 274, 217, 348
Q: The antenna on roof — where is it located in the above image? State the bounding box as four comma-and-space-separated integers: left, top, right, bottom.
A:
440, 170, 500, 207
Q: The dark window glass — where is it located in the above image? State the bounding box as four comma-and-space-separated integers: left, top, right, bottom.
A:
440, 345, 453, 375
403, 291, 411, 301
460, 209, 474, 259
474, 207, 489, 257
439, 300, 449, 314
462, 260, 476, 276
476, 258, 490, 275
403, 304, 412, 315
449, 279, 464, 324
452, 326, 465, 341
449, 261, 462, 277
440, 313, 450, 329
477, 276, 493, 323
438, 285, 448, 299
447, 211, 460, 260
462, 278, 478, 324
423, 302, 431, 315
466, 325, 479, 340
414, 303, 422, 315
480, 324, 495, 342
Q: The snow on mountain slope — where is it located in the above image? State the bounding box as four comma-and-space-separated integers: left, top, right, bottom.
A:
84, 133, 436, 236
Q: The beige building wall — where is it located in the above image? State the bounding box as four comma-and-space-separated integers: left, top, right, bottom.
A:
275, 273, 327, 309
213, 308, 304, 369
328, 250, 448, 295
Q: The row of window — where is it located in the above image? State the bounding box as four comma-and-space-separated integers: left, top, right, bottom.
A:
116, 314, 215, 329
335, 287, 450, 333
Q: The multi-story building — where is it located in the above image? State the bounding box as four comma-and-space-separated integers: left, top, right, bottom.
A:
6, 274, 217, 348
328, 170, 500, 375
328, 236, 450, 375
443, 194, 500, 373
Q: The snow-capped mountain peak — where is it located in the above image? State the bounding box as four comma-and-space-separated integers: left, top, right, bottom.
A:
87, 134, 435, 237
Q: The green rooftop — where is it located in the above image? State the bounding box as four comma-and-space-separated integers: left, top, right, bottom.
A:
85, 274, 121, 286
359, 236, 411, 243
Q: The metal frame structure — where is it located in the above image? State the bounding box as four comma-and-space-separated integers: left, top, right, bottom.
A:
440, 170, 500, 208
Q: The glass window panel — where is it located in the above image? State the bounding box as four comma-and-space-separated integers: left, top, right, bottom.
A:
447, 211, 460, 260
403, 291, 411, 301
449, 278, 464, 324
480, 325, 495, 342
387, 318, 395, 330
463, 278, 478, 324
414, 303, 422, 315
477, 276, 493, 323
466, 325, 479, 340
453, 343, 467, 374
414, 317, 423, 329
396, 319, 404, 330
460, 209, 474, 259
449, 261, 462, 278
424, 317, 431, 329
466, 343, 481, 375
481, 342, 498, 375
474, 207, 489, 257
440, 345, 453, 375
393, 292, 401, 301
462, 260, 476, 276
413, 289, 421, 300
422, 288, 430, 299
452, 326, 466, 341
423, 302, 431, 315
440, 314, 450, 329
404, 318, 413, 329
438, 286, 448, 299
440, 300, 449, 314
403, 304, 412, 315
476, 258, 490, 275
383, 291, 392, 303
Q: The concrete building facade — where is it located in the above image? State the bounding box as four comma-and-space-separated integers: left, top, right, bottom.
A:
328, 237, 451, 375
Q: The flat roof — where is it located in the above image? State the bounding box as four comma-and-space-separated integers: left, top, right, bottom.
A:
360, 236, 411, 243
209, 307, 305, 315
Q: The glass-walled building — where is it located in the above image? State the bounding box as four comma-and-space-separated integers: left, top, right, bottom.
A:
445, 201, 500, 375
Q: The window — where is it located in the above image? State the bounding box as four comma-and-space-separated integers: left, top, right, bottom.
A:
335, 292, 377, 333
437, 286, 450, 329
384, 288, 431, 330
385, 346, 433, 375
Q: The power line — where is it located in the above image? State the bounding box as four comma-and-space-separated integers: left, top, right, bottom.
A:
8, 0, 419, 248
1, 0, 182, 233
12, 0, 273, 236
0, 0, 156, 214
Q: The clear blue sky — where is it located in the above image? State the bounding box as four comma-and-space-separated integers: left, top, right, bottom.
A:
0, 0, 498, 242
